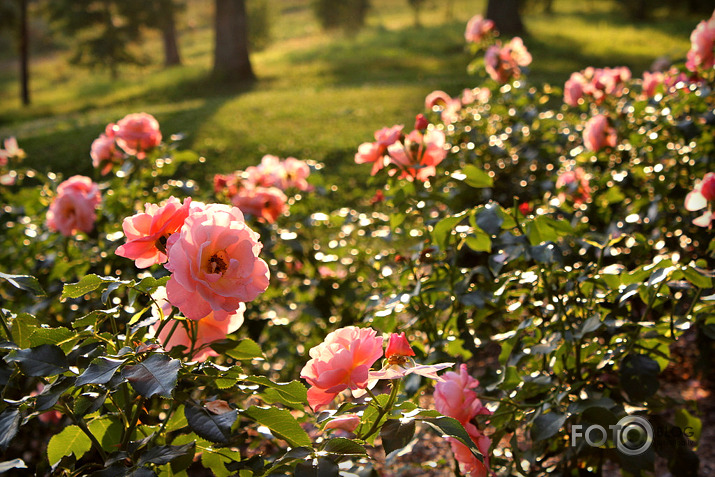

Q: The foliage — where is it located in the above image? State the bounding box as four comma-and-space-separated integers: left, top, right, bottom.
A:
312, 0, 371, 34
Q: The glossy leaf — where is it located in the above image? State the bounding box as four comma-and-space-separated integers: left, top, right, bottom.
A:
122, 353, 180, 398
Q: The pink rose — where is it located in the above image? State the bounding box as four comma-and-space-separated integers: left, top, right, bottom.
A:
686, 11, 715, 72
0, 136, 25, 165
90, 132, 123, 176
385, 332, 415, 362
114, 112, 162, 159
464, 15, 495, 43
685, 172, 715, 228
324, 414, 361, 433
231, 186, 287, 223
556, 167, 591, 205
387, 129, 447, 182
300, 326, 384, 411
425, 91, 461, 124
641, 71, 665, 98
425, 90, 452, 110
583, 114, 617, 152
164, 203, 270, 321
434, 364, 491, 477
46, 175, 101, 237
354, 125, 404, 176
281, 157, 312, 191
564, 72, 587, 107
153, 305, 244, 362
245, 155, 283, 189
116, 197, 192, 268
485, 37, 532, 83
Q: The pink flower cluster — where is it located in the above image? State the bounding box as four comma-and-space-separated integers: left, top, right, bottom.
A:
117, 199, 270, 322
563, 66, 632, 106
686, 10, 715, 72
484, 37, 532, 83
354, 118, 447, 182
214, 155, 312, 223
685, 172, 715, 228
0, 137, 25, 186
582, 114, 617, 152
464, 15, 495, 44
640, 68, 690, 98
434, 364, 491, 477
90, 112, 162, 174
46, 175, 101, 237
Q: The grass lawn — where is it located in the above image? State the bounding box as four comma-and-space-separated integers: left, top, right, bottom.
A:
0, 0, 700, 188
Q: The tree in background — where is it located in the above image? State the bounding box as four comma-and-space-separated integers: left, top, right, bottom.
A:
486, 0, 524, 35
213, 0, 254, 82
312, 0, 371, 35
0, 0, 30, 105
407, 0, 428, 27
154, 0, 183, 66
46, 0, 149, 78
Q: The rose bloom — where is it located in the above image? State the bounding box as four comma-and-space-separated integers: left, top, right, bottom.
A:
244, 154, 284, 189
464, 14, 495, 43
300, 326, 384, 411
355, 125, 404, 176
583, 114, 617, 152
387, 129, 447, 182
151, 287, 244, 362
281, 157, 312, 191
323, 414, 361, 433
686, 11, 715, 72
434, 364, 491, 477
461, 87, 491, 106
116, 197, 192, 268
425, 91, 461, 124
213, 172, 242, 200
485, 37, 532, 83
164, 203, 270, 321
641, 71, 665, 98
46, 175, 101, 237
556, 167, 591, 205
369, 332, 452, 382
0, 136, 25, 165
90, 123, 123, 175
685, 172, 715, 228
114, 112, 162, 159
564, 71, 587, 107
231, 186, 287, 223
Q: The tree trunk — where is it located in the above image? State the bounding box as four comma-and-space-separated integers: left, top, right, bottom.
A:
19, 0, 30, 106
213, 0, 254, 82
486, 0, 525, 36
161, 4, 182, 66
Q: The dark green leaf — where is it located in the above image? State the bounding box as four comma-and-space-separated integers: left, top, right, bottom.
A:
0, 408, 21, 451
380, 418, 416, 455
620, 354, 660, 402
420, 415, 483, 461
243, 406, 312, 448
433, 213, 465, 251
36, 375, 75, 411
138, 442, 195, 466
122, 354, 180, 398
29, 326, 79, 352
475, 205, 502, 236
295, 457, 339, 477
4, 344, 68, 377
0, 272, 45, 296
62, 274, 122, 299
531, 412, 566, 441
77, 357, 126, 386
185, 403, 236, 444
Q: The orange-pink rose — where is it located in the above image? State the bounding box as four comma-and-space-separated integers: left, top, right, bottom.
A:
685, 172, 715, 228
164, 203, 269, 321
231, 186, 287, 223
485, 37, 531, 83
116, 197, 192, 268
686, 11, 715, 72
556, 167, 591, 206
387, 129, 447, 182
300, 326, 384, 411
583, 114, 617, 152
90, 124, 123, 175
46, 175, 101, 237
323, 414, 361, 433
464, 15, 495, 44
114, 112, 162, 159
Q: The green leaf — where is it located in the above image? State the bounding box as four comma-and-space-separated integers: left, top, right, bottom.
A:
461, 165, 493, 188
0, 408, 21, 451
29, 327, 79, 352
433, 213, 465, 251
380, 418, 416, 455
10, 313, 39, 349
166, 405, 188, 432
620, 354, 660, 402
4, 344, 68, 377
72, 308, 120, 329
47, 425, 92, 465
76, 357, 126, 386
200, 448, 242, 477
464, 230, 491, 253
295, 457, 339, 477
323, 437, 368, 456
0, 272, 45, 296
88, 416, 123, 450
242, 376, 307, 405
675, 409, 701, 443
62, 274, 121, 299
531, 412, 567, 441
682, 265, 712, 289
243, 406, 312, 448
122, 354, 181, 398
36, 375, 75, 411
223, 338, 264, 361
185, 403, 237, 444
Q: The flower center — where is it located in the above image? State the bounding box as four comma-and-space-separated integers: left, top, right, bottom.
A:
155, 234, 169, 254
387, 355, 410, 366
206, 250, 229, 275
